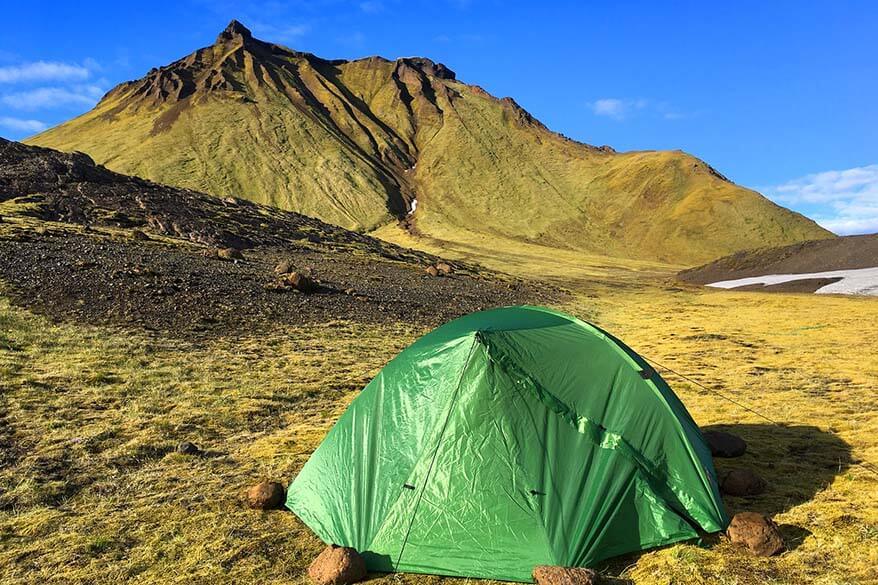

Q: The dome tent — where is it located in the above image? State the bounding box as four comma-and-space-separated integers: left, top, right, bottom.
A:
286, 306, 728, 582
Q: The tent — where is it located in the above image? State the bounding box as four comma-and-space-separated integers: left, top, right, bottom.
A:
286, 306, 728, 582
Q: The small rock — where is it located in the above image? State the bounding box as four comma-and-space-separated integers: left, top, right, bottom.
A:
425, 265, 439, 277
274, 260, 294, 274
246, 480, 286, 510
217, 248, 244, 260
308, 545, 367, 585
287, 271, 315, 293
130, 229, 150, 241
435, 262, 453, 275
533, 565, 599, 585
727, 512, 785, 556
703, 430, 747, 457
176, 441, 201, 455
722, 468, 767, 496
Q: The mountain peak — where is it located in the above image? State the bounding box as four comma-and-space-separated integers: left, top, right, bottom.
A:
216, 19, 253, 44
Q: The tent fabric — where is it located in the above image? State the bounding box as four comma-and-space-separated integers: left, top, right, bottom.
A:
286, 306, 728, 582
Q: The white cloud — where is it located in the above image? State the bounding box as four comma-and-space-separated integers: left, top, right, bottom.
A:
0, 116, 47, 133
1, 84, 104, 111
764, 165, 878, 235
0, 61, 90, 84
589, 97, 648, 120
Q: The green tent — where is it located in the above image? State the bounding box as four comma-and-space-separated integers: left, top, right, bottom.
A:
287, 306, 728, 582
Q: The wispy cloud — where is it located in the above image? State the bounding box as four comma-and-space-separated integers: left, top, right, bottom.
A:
589, 98, 648, 121
764, 165, 878, 235
1, 84, 105, 111
0, 116, 47, 133
0, 61, 91, 84
588, 97, 693, 121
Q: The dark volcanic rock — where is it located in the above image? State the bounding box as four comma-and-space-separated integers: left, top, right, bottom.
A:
176, 441, 200, 455
0, 138, 563, 337
703, 430, 747, 457
308, 545, 367, 585
727, 512, 785, 556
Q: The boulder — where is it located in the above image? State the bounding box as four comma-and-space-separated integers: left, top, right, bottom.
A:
425, 265, 439, 277
176, 441, 200, 455
217, 247, 244, 260
703, 430, 747, 457
533, 565, 599, 585
246, 480, 286, 510
435, 262, 453, 276
722, 468, 767, 496
287, 271, 315, 293
308, 545, 367, 585
274, 260, 294, 274
727, 512, 784, 556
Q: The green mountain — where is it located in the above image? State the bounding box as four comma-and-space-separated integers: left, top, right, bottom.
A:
27, 20, 831, 264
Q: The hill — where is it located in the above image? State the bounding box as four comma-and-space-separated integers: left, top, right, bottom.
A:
678, 234, 878, 294
0, 138, 554, 335
26, 20, 831, 265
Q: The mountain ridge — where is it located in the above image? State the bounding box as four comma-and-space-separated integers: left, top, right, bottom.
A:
27, 20, 832, 264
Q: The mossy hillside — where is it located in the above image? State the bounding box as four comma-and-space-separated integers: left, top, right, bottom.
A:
27, 23, 831, 264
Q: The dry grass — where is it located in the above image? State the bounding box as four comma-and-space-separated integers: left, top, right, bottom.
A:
1, 239, 876, 584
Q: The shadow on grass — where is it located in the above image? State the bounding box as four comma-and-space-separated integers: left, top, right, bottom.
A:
598, 423, 851, 578
702, 423, 853, 517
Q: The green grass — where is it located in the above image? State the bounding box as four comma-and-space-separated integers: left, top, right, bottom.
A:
1, 238, 876, 584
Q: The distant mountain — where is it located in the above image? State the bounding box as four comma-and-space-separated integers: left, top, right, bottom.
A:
678, 234, 878, 294
27, 20, 831, 264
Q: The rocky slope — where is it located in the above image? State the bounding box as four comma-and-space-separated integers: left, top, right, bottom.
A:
678, 234, 878, 294
0, 138, 556, 335
27, 20, 831, 264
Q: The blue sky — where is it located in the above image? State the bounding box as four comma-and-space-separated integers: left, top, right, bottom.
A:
1, 1, 875, 234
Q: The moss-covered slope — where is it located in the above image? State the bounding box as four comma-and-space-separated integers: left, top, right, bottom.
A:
28, 20, 831, 264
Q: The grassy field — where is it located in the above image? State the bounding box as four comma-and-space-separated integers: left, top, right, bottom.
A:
1, 240, 876, 584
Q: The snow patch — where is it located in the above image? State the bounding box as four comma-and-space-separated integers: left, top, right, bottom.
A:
707, 266, 878, 296
408, 198, 418, 215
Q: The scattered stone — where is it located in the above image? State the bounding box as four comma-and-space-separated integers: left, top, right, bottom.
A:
727, 512, 784, 556
176, 441, 201, 455
533, 565, 599, 585
308, 544, 367, 585
246, 480, 286, 510
130, 229, 150, 241
217, 247, 244, 260
722, 468, 767, 496
703, 430, 747, 457
287, 271, 315, 292
274, 260, 294, 274
425, 265, 439, 277
435, 262, 453, 276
